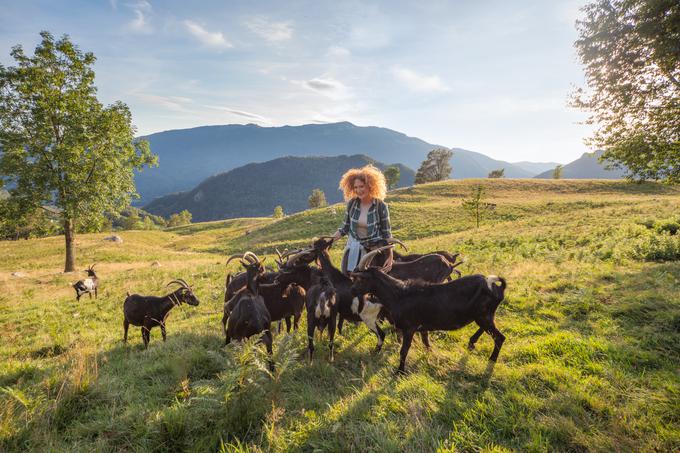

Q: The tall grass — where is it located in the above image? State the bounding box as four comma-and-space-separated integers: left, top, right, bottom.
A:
0, 179, 678, 452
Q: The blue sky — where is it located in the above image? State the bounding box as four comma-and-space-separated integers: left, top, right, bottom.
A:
0, 0, 594, 164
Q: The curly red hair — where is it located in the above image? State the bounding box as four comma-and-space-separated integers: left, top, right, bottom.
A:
338, 164, 388, 201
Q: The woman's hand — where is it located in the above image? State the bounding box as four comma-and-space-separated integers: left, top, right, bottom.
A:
383, 248, 394, 272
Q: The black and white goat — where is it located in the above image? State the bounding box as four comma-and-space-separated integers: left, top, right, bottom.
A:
73, 264, 99, 301
123, 279, 200, 348
351, 245, 507, 373
223, 253, 275, 371
305, 276, 338, 362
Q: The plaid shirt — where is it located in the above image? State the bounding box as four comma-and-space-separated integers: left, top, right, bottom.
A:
338, 198, 392, 245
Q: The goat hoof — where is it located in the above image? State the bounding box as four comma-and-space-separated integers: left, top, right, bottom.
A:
467, 343, 475, 351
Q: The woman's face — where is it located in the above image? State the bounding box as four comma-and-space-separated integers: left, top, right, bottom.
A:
353, 178, 367, 199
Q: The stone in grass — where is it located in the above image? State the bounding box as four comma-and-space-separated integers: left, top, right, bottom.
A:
11, 272, 27, 278
151, 261, 162, 267
104, 235, 123, 243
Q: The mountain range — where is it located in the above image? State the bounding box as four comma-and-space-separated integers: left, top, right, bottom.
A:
144, 154, 414, 221
534, 150, 626, 179
135, 122, 552, 204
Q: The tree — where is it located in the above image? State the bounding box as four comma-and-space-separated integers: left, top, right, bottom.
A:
384, 165, 401, 190
308, 188, 327, 208
552, 165, 563, 179
168, 210, 192, 227
461, 185, 490, 228
571, 0, 680, 183
0, 32, 157, 271
273, 205, 284, 219
488, 168, 505, 178
415, 148, 453, 184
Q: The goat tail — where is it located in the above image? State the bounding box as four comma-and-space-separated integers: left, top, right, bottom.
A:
486, 275, 507, 301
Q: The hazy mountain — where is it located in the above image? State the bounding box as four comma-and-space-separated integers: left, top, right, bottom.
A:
135, 122, 542, 204
534, 150, 626, 179
143, 154, 415, 221
511, 161, 562, 174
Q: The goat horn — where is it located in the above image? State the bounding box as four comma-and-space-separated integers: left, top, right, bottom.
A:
176, 278, 191, 289
243, 251, 260, 264
166, 279, 188, 289
226, 254, 245, 266
357, 245, 394, 271
287, 248, 315, 267
280, 248, 303, 259
275, 248, 283, 261
386, 238, 408, 251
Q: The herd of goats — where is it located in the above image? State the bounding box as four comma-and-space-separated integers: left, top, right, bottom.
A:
73, 237, 507, 373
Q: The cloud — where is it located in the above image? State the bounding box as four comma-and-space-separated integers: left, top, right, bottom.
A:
326, 46, 351, 58
126, 0, 152, 34
135, 94, 193, 112
184, 20, 233, 49
205, 105, 268, 122
392, 67, 450, 93
244, 16, 294, 43
295, 77, 351, 100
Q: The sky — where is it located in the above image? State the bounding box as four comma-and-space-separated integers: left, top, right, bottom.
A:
0, 0, 596, 164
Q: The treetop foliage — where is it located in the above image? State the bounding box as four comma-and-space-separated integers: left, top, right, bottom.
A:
572, 0, 679, 183
415, 148, 453, 184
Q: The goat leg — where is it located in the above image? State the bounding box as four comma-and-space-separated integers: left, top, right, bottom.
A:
420, 331, 431, 349
160, 323, 167, 342
263, 330, 275, 372
123, 319, 129, 343
398, 328, 416, 374
285, 317, 292, 333
328, 312, 337, 362
487, 323, 505, 362
468, 326, 484, 351
307, 316, 315, 363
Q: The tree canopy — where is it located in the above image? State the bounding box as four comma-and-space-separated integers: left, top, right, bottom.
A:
572, 0, 680, 183
384, 165, 401, 190
308, 188, 327, 208
0, 32, 157, 271
415, 148, 453, 184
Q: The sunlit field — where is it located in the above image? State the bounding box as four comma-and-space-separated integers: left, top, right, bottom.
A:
1, 179, 679, 452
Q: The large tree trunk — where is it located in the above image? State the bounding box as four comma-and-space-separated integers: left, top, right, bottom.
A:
64, 218, 76, 272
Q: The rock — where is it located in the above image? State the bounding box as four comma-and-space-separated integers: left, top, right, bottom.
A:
104, 235, 123, 243
151, 261, 162, 267
11, 272, 26, 278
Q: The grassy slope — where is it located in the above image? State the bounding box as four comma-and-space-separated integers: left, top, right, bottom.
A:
0, 179, 679, 452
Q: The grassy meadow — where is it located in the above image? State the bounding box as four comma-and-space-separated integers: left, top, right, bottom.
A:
0, 179, 679, 452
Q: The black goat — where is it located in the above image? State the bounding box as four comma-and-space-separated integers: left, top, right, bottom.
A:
351, 245, 507, 373
223, 254, 274, 371
123, 279, 200, 348
73, 264, 99, 301
224, 252, 274, 302
366, 239, 463, 281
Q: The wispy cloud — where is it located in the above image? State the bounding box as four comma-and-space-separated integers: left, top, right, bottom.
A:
244, 16, 294, 43
295, 77, 351, 100
205, 105, 268, 122
126, 0, 152, 34
135, 94, 193, 112
392, 67, 449, 93
184, 20, 233, 49
326, 46, 351, 58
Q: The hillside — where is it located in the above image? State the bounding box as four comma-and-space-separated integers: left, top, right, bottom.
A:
135, 122, 538, 203
143, 154, 415, 221
1, 180, 679, 451
535, 150, 626, 179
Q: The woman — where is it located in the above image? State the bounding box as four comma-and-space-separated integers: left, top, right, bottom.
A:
331, 164, 393, 274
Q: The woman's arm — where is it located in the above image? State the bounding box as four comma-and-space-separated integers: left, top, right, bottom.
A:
333, 199, 354, 240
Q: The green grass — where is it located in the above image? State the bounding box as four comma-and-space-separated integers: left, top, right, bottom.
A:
0, 179, 679, 452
